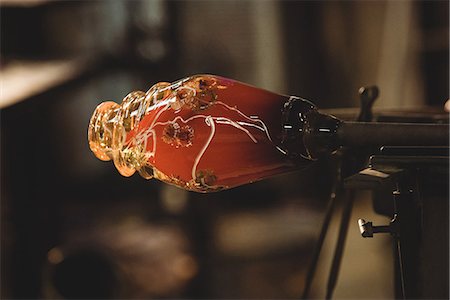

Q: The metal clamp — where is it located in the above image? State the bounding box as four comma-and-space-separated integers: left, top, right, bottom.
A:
358, 218, 393, 238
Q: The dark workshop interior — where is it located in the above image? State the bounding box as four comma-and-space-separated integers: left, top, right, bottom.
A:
1, 1, 449, 299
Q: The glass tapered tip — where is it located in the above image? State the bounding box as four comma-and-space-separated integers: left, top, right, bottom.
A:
88, 101, 121, 162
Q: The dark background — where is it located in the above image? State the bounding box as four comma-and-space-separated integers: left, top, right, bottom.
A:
1, 1, 448, 299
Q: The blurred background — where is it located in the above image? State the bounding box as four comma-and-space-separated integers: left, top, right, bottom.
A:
1, 0, 448, 299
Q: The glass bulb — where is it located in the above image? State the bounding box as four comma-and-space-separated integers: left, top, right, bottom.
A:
88, 75, 316, 192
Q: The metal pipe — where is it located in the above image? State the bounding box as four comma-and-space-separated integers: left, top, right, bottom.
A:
337, 122, 449, 147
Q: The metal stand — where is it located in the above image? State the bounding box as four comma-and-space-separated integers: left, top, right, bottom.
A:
301, 84, 448, 299
347, 150, 449, 299
301, 86, 379, 299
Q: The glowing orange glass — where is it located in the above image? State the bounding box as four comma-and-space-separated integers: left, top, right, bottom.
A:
88, 75, 315, 192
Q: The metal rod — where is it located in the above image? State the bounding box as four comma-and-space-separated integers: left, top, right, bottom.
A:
301, 187, 339, 299
337, 122, 449, 147
302, 153, 345, 299
395, 237, 406, 299
325, 190, 355, 300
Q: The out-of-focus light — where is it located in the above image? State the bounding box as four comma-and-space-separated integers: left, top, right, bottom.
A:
47, 247, 64, 265
444, 99, 450, 113
171, 254, 198, 280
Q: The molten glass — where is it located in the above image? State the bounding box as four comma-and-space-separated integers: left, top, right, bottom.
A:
88, 75, 315, 192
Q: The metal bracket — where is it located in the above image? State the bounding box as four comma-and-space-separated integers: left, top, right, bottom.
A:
358, 211, 399, 238
357, 86, 379, 122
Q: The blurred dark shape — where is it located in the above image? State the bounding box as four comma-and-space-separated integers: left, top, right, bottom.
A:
418, 1, 449, 105
51, 249, 118, 299
43, 222, 197, 299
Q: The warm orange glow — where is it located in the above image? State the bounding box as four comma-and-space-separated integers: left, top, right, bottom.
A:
88, 75, 313, 192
